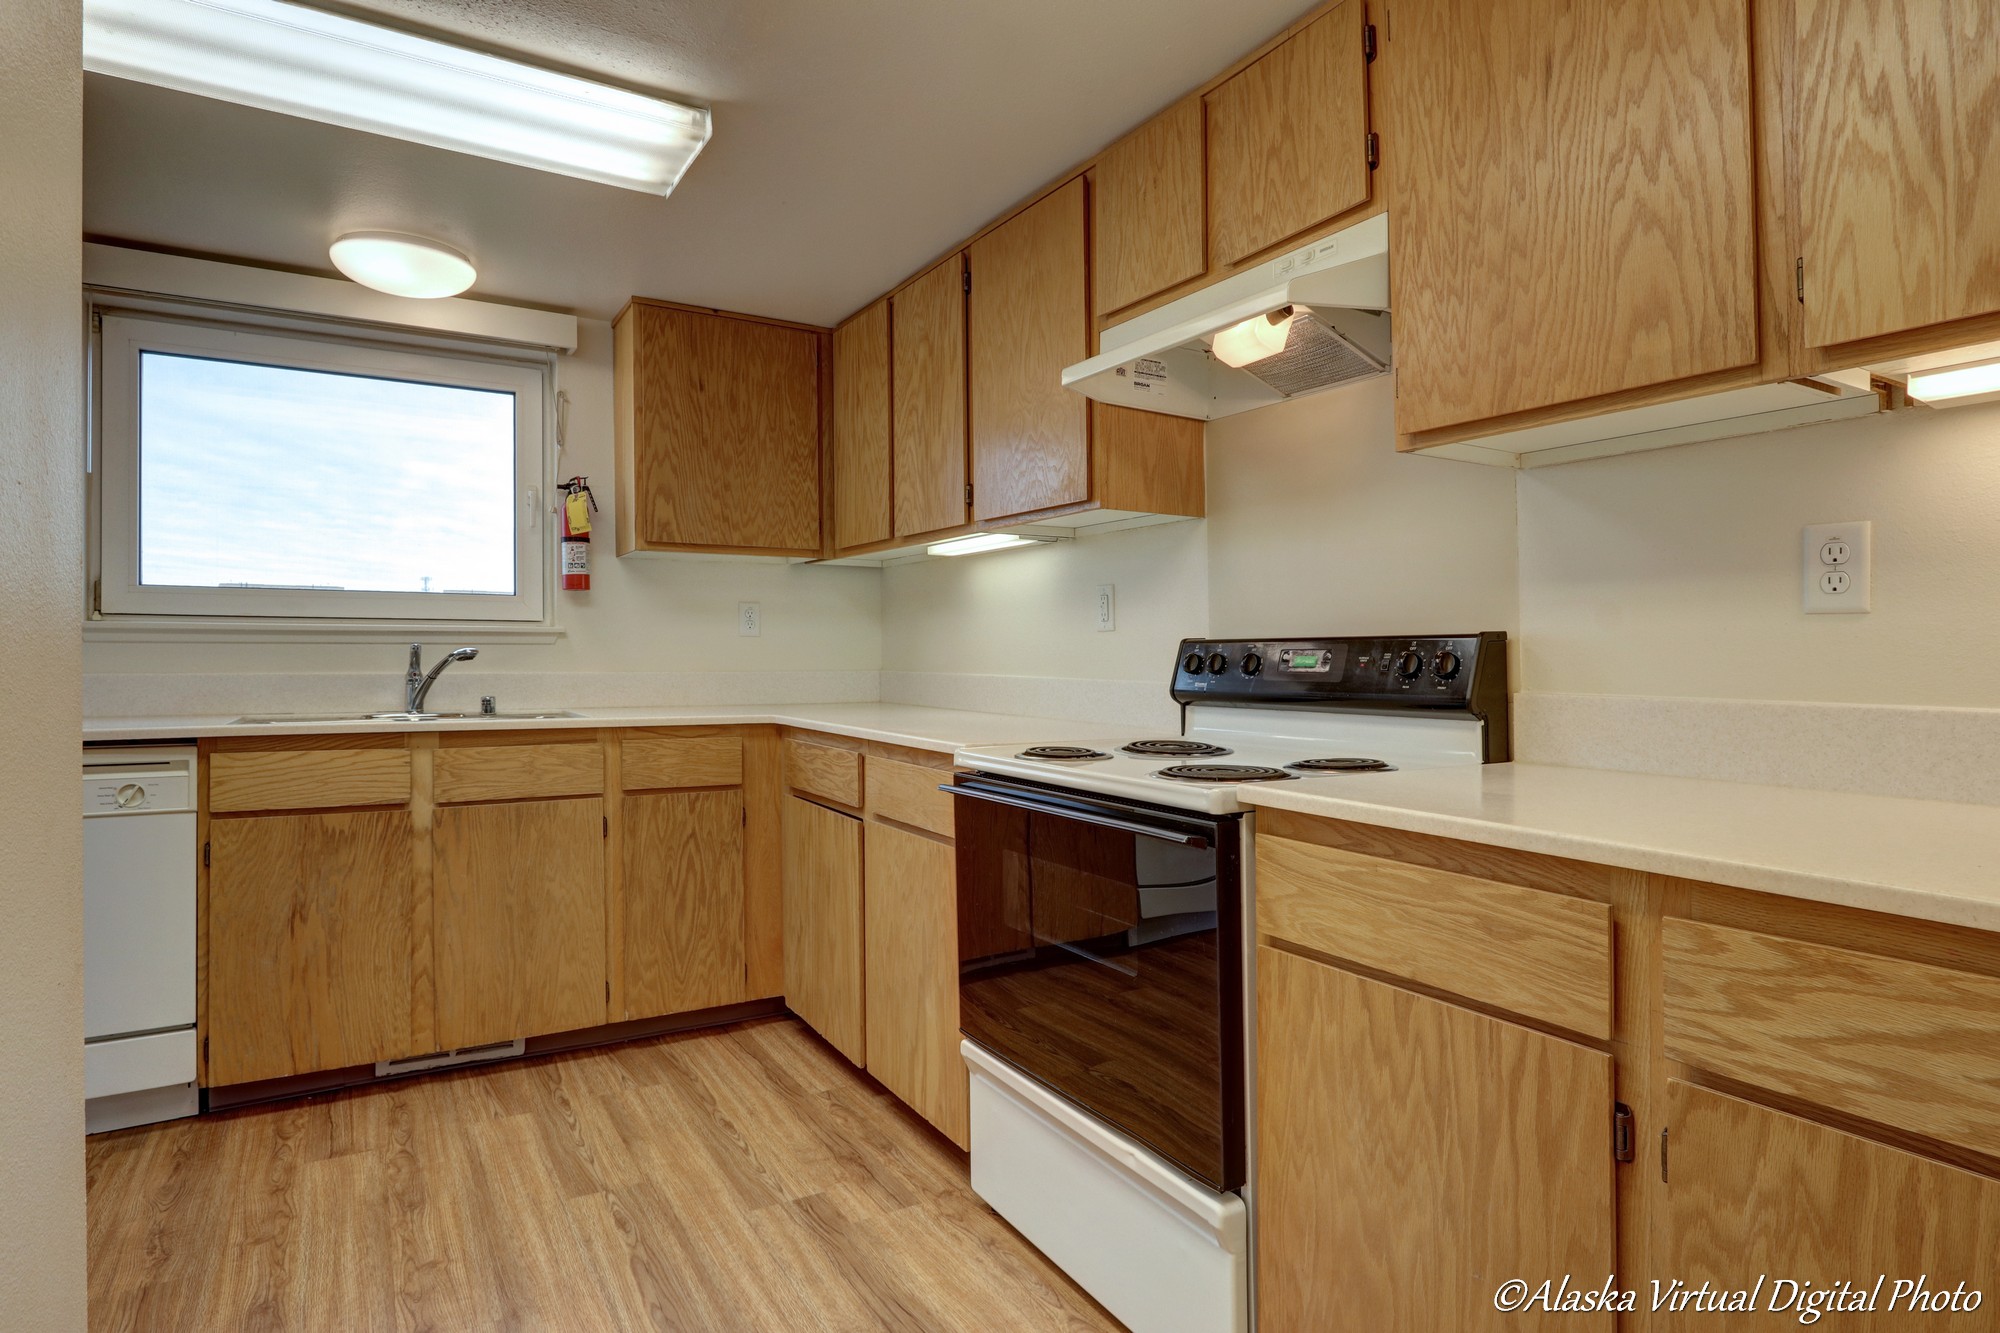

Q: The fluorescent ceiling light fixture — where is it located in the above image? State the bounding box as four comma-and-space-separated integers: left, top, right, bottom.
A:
1906, 357, 2000, 409
330, 233, 476, 298
926, 533, 1056, 557
1210, 307, 1296, 369
82, 0, 712, 195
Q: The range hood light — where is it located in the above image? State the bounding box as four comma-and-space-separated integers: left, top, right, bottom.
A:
1905, 357, 2000, 409
926, 533, 1055, 557
329, 233, 475, 298
1210, 307, 1296, 368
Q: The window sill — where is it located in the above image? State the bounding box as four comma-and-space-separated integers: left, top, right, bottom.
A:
84, 616, 564, 645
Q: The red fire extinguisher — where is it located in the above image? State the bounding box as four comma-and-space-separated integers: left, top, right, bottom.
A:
558, 476, 597, 592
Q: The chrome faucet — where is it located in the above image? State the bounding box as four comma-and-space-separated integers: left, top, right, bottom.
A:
406, 644, 479, 714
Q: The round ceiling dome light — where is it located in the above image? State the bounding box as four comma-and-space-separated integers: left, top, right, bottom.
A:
329, 232, 476, 298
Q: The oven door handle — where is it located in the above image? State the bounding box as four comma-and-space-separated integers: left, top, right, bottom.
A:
940, 783, 1213, 849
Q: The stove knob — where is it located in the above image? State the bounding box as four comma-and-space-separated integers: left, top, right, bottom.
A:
1432, 649, 1463, 681
1395, 650, 1425, 680
1241, 651, 1264, 677
1182, 651, 1206, 675
1206, 651, 1230, 675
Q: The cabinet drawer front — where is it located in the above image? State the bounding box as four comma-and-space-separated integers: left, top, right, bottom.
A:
622, 735, 743, 790
434, 743, 603, 804
1257, 836, 1614, 1039
785, 738, 861, 807
1664, 919, 2000, 1157
209, 749, 411, 813
865, 757, 953, 838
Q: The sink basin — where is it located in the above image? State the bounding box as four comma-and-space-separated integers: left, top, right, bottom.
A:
230, 710, 585, 725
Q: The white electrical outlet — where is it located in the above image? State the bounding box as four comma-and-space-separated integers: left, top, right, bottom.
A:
1802, 521, 1871, 614
1095, 584, 1116, 632
739, 602, 762, 636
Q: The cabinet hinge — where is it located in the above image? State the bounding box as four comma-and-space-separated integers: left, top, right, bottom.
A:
962, 267, 971, 296
1365, 132, 1381, 171
1660, 1127, 1671, 1183
1796, 256, 1805, 303
603, 815, 609, 839
605, 980, 611, 1003
202, 841, 211, 868
1612, 1103, 1635, 1162
1362, 22, 1377, 61
965, 483, 974, 507
202, 1035, 208, 1064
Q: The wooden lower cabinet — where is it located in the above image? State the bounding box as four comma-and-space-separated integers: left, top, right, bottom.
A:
1660, 1081, 2000, 1329
206, 809, 416, 1085
782, 795, 866, 1064
1255, 944, 1617, 1332
864, 820, 969, 1148
621, 789, 747, 1019
433, 797, 607, 1049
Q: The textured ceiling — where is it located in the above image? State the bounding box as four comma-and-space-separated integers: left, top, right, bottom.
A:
84, 0, 1321, 326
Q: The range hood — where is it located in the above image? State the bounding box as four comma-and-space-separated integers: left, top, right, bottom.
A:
1064, 213, 1390, 421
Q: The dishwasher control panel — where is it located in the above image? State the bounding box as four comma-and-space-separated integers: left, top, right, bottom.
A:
81, 760, 194, 816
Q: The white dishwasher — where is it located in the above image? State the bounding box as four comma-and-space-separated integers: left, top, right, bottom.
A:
83, 746, 199, 1134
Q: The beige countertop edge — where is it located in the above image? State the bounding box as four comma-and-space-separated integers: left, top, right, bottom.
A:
80, 702, 1120, 756
1240, 762, 2000, 935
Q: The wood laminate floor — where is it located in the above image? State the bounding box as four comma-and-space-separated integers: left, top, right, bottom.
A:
85, 1017, 1123, 1332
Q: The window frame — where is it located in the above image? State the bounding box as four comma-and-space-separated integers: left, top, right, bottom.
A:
93, 308, 552, 626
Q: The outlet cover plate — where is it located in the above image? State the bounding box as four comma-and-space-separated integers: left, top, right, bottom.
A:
1095, 584, 1115, 632
1803, 521, 1871, 614
739, 602, 762, 636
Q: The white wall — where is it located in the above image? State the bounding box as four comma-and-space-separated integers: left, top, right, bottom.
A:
1516, 397, 2000, 706
83, 317, 883, 715
0, 0, 89, 1324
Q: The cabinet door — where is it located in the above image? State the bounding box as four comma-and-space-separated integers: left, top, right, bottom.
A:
1256, 946, 1616, 1331
831, 298, 893, 551
1094, 99, 1206, 316
207, 810, 415, 1085
1661, 1081, 2000, 1328
624, 303, 822, 554
1387, 0, 1758, 436
782, 796, 865, 1064
1206, 1, 1371, 268
969, 177, 1090, 523
434, 798, 606, 1049
890, 255, 969, 539
1798, 0, 2000, 348
621, 790, 746, 1020
864, 821, 968, 1148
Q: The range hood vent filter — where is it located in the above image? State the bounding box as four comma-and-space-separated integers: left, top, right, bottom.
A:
1240, 309, 1388, 398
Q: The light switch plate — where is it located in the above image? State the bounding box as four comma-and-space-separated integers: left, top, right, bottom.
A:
738, 602, 762, 636
1802, 521, 1871, 614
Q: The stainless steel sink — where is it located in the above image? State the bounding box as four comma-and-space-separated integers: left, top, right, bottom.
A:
230, 710, 585, 725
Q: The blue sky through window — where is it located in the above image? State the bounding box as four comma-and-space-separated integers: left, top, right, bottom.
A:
138, 352, 518, 596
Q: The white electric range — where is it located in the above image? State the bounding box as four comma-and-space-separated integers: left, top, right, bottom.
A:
947, 633, 1510, 1333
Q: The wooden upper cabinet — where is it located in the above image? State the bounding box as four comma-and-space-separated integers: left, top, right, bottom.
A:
1206, 1, 1372, 269
1093, 99, 1206, 316
969, 178, 1091, 524
831, 298, 893, 552
1797, 0, 2000, 350
1386, 0, 1759, 437
890, 255, 969, 539
615, 301, 823, 556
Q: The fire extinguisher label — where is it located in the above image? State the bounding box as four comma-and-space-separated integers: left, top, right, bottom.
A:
562, 541, 589, 575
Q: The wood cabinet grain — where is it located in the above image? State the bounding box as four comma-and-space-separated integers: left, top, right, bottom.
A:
206, 810, 415, 1084
890, 255, 969, 539
433, 797, 606, 1048
432, 742, 603, 804
1256, 945, 1616, 1330
782, 795, 866, 1064
615, 301, 822, 555
863, 755, 953, 839
1206, 1, 1371, 268
864, 821, 969, 1148
622, 735, 743, 791
621, 790, 747, 1019
832, 298, 893, 551
209, 748, 411, 813
785, 738, 862, 808
1093, 98, 1206, 317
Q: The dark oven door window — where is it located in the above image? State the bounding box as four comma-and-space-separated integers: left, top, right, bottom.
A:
950, 774, 1244, 1191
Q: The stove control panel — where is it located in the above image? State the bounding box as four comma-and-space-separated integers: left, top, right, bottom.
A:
1171, 633, 1509, 716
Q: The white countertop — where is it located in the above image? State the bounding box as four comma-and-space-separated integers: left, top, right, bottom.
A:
1241, 762, 2000, 933
81, 702, 1122, 755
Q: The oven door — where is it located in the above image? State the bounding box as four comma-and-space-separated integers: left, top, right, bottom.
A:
949, 772, 1245, 1191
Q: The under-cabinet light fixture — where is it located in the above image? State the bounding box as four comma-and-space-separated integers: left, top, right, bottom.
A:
926, 533, 1058, 558
1905, 357, 2000, 410
1209, 307, 1296, 369
82, 0, 713, 195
